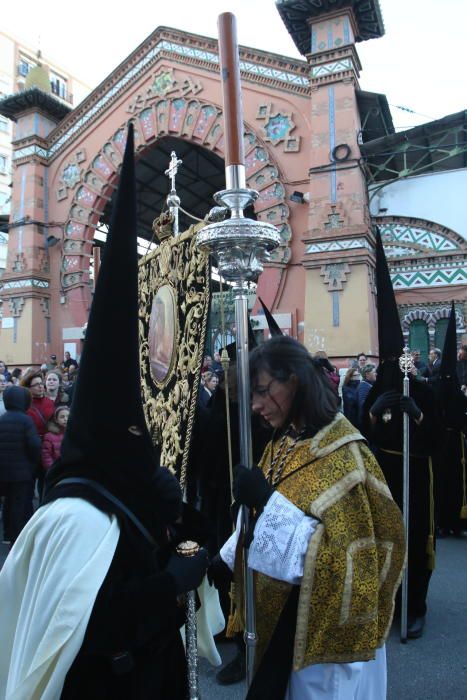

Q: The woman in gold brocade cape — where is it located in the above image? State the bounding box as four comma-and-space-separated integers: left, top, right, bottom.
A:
217, 337, 405, 700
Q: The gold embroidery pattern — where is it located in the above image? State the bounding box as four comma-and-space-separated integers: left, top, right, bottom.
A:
250, 415, 406, 671
138, 222, 210, 487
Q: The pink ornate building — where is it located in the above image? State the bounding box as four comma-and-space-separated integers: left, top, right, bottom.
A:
0, 0, 465, 367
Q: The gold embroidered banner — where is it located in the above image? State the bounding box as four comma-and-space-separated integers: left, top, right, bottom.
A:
138, 221, 210, 487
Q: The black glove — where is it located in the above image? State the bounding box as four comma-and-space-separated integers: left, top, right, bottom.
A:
369, 390, 401, 417
166, 547, 209, 594
207, 554, 233, 590
233, 464, 272, 510
168, 502, 209, 547
399, 395, 422, 420
152, 467, 183, 525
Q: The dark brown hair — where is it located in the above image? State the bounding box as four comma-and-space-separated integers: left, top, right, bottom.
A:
249, 336, 338, 433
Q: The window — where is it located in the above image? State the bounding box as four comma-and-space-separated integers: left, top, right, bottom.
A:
18, 57, 35, 77
409, 320, 429, 364
50, 72, 68, 100
0, 118, 8, 133
0, 155, 8, 174
435, 318, 450, 351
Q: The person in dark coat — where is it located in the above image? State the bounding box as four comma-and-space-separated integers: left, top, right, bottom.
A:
0, 385, 41, 544
0, 125, 208, 699
341, 367, 361, 427
357, 363, 377, 427
411, 349, 427, 376
198, 371, 219, 408
361, 229, 436, 640
422, 348, 442, 385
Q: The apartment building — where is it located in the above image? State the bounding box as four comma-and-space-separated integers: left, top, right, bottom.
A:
0, 31, 90, 270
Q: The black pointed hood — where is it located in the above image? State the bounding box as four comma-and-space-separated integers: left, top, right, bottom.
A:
44, 124, 162, 528
259, 297, 283, 337
440, 302, 457, 379
375, 227, 404, 360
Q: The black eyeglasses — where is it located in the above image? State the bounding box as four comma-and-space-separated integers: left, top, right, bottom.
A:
30, 382, 44, 388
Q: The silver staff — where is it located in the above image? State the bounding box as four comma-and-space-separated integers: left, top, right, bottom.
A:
177, 540, 201, 699
398, 345, 413, 643
196, 13, 280, 686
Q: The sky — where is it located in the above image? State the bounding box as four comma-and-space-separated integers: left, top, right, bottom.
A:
2, 0, 466, 131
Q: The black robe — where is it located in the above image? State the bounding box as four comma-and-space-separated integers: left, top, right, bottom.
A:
362, 376, 436, 618
432, 380, 467, 534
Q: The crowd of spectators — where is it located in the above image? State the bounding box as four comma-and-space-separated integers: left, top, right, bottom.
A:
0, 352, 78, 547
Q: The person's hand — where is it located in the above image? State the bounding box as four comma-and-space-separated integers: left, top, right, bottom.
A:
166, 547, 209, 594
399, 395, 422, 421
369, 390, 400, 417
152, 467, 183, 524
207, 554, 233, 590
233, 464, 272, 510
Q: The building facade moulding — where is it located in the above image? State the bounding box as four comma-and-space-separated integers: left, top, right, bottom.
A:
60, 102, 292, 292
400, 304, 465, 334
32, 28, 309, 164
374, 215, 467, 291
255, 102, 301, 152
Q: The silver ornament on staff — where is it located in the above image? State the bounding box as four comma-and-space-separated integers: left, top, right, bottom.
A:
176, 541, 201, 699
398, 344, 414, 643
196, 13, 280, 686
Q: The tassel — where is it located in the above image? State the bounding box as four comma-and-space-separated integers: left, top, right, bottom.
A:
460, 505, 467, 519
426, 535, 435, 571
226, 583, 243, 638
226, 608, 243, 637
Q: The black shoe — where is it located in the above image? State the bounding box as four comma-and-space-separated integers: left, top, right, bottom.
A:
216, 651, 246, 685
407, 615, 426, 639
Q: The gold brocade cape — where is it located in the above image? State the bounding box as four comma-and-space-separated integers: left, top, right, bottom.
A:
238, 414, 405, 671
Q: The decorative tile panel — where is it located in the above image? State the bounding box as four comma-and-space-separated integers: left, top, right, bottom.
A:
320, 263, 351, 291
391, 264, 466, 289
311, 59, 353, 78
379, 222, 460, 254
92, 155, 114, 179
2, 279, 49, 289
256, 102, 300, 152
306, 238, 372, 254
139, 108, 156, 140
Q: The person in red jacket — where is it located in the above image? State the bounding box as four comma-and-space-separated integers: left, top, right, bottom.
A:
41, 406, 70, 472
21, 372, 55, 439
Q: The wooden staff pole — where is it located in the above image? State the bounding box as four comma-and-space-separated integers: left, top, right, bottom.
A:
217, 13, 246, 189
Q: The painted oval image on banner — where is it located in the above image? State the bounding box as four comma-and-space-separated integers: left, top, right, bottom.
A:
148, 284, 176, 385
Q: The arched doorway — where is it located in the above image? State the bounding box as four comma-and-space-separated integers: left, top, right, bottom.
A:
61, 107, 292, 298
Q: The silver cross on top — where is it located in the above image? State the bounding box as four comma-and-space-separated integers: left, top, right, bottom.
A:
165, 151, 183, 194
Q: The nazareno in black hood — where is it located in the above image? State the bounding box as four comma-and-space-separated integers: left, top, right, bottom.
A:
43, 124, 165, 536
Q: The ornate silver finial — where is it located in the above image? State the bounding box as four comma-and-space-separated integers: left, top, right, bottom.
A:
165, 151, 182, 193
164, 151, 183, 235
399, 345, 414, 377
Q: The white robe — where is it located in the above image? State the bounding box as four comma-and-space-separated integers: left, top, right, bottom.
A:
0, 498, 120, 700
0, 497, 225, 700
220, 492, 387, 700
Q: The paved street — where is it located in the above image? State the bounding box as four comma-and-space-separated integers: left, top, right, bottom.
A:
1, 529, 466, 699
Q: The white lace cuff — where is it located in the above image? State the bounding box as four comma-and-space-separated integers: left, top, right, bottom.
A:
247, 491, 319, 584
219, 509, 242, 571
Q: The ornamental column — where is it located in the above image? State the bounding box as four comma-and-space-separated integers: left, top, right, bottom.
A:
0, 77, 71, 366
277, 0, 384, 360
